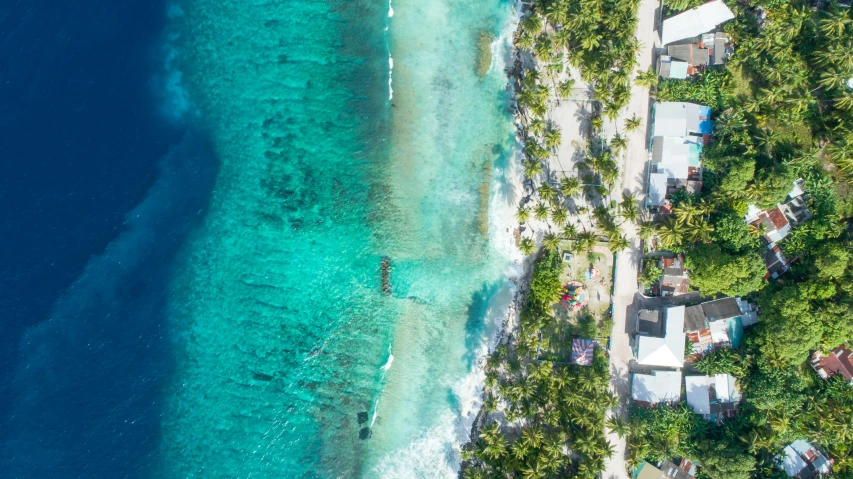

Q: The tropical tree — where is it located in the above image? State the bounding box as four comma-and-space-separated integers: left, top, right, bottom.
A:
560, 176, 581, 197
519, 238, 536, 256
620, 193, 639, 223
516, 205, 531, 224
524, 159, 544, 179
534, 203, 550, 222
634, 67, 658, 88
543, 232, 561, 251
544, 127, 562, 150
551, 206, 568, 226
624, 114, 642, 133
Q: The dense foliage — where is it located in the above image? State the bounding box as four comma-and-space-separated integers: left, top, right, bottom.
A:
463, 252, 614, 479
633, 0, 853, 475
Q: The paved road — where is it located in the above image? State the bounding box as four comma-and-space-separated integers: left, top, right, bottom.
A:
601, 0, 660, 477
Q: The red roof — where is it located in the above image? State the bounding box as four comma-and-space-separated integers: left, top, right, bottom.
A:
817, 346, 853, 381
767, 207, 790, 231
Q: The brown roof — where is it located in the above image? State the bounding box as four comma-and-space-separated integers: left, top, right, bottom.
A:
818, 346, 853, 381
767, 207, 790, 231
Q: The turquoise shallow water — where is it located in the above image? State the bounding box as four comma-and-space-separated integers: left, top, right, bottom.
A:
159, 0, 518, 477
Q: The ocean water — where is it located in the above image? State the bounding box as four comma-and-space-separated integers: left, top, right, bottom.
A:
2, 0, 519, 477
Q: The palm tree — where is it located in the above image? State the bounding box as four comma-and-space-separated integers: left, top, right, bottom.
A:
534, 203, 550, 222
523, 160, 543, 179
637, 221, 657, 241
551, 206, 568, 226
634, 67, 658, 88
560, 176, 581, 197
529, 118, 547, 137
609, 234, 629, 253
624, 115, 642, 133
562, 223, 578, 240
606, 417, 629, 438
556, 78, 576, 98
516, 206, 531, 224
620, 194, 639, 223
657, 218, 683, 250
538, 183, 556, 203
576, 230, 597, 253
544, 127, 562, 150
519, 237, 536, 256
543, 232, 561, 251
610, 134, 628, 154
820, 8, 851, 37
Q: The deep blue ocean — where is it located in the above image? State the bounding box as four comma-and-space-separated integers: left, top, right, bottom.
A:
0, 0, 212, 475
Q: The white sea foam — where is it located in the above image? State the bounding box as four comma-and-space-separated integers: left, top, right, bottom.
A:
389, 0, 394, 17
388, 54, 394, 100
381, 351, 395, 372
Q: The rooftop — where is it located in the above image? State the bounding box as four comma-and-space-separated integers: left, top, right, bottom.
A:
812, 345, 853, 382
632, 370, 683, 404
637, 306, 686, 368
661, 0, 735, 46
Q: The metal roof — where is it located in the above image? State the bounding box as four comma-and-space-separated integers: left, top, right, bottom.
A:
661, 0, 735, 45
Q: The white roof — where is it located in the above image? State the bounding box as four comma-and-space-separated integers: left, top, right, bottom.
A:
658, 159, 690, 179
744, 204, 762, 223
685, 376, 711, 414
686, 374, 741, 416
632, 371, 683, 404
654, 102, 702, 137
649, 173, 669, 206
715, 373, 740, 402
781, 445, 809, 477
710, 320, 729, 343
637, 306, 686, 368
662, 0, 735, 45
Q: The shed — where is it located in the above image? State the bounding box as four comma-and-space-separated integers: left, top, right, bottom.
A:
661, 0, 735, 46
632, 370, 683, 404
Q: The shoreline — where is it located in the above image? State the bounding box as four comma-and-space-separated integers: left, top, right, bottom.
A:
458, 4, 532, 473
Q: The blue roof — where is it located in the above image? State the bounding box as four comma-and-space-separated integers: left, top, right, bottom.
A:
698, 106, 713, 134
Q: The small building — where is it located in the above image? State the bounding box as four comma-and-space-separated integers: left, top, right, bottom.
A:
572, 338, 596, 366
632, 370, 683, 406
658, 33, 731, 79
685, 374, 741, 422
811, 345, 853, 385
653, 103, 714, 139
660, 254, 690, 296
763, 242, 792, 279
635, 459, 697, 479
635, 306, 686, 368
648, 103, 712, 209
684, 297, 755, 358
661, 0, 735, 46
778, 440, 833, 479
745, 179, 812, 244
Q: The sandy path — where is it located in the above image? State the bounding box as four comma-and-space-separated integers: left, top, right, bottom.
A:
601, 0, 660, 477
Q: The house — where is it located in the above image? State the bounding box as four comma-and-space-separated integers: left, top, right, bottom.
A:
572, 338, 596, 366
660, 254, 690, 296
635, 306, 686, 368
658, 33, 731, 79
811, 345, 853, 385
684, 297, 755, 358
685, 374, 741, 421
632, 370, 683, 406
661, 0, 735, 46
778, 440, 833, 479
648, 103, 712, 209
763, 242, 792, 279
635, 460, 697, 479
745, 179, 812, 244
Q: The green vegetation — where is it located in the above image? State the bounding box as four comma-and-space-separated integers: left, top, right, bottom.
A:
632, 0, 853, 474
463, 252, 615, 478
